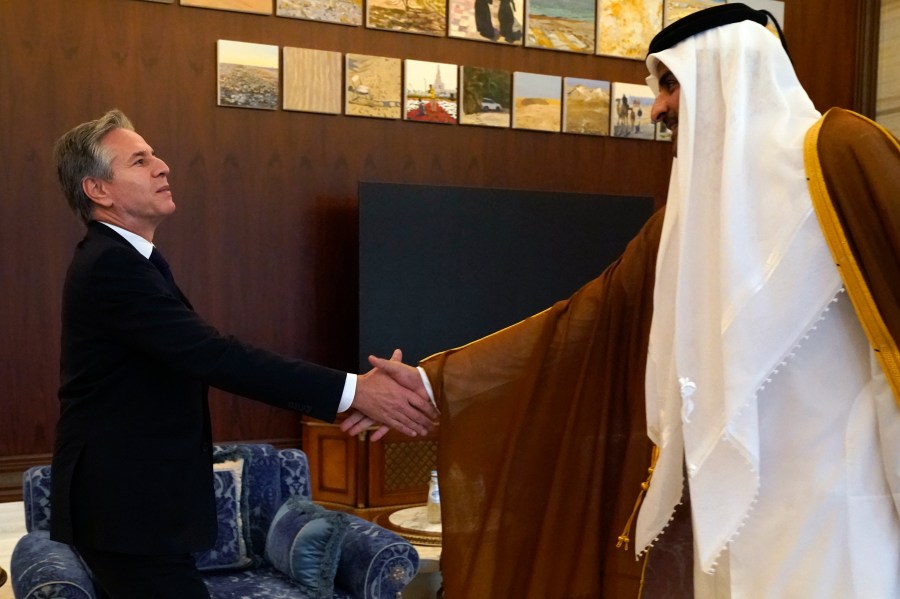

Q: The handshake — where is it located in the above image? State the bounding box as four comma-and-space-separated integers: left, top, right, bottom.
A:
342, 349, 439, 441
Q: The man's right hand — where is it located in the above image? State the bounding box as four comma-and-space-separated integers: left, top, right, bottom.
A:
350, 349, 438, 438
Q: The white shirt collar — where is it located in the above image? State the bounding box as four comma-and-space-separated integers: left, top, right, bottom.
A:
97, 221, 155, 258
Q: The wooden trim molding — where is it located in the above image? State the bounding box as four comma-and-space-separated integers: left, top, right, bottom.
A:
223, 437, 303, 451
856, 0, 882, 117
0, 453, 51, 503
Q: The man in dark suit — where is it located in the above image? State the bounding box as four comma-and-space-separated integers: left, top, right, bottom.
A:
50, 109, 438, 598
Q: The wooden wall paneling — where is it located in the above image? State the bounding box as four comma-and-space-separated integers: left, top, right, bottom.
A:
784, 0, 866, 112
856, 0, 882, 117
877, 0, 900, 133
0, 0, 868, 502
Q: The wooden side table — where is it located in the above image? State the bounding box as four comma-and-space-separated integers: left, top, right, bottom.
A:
302, 419, 438, 509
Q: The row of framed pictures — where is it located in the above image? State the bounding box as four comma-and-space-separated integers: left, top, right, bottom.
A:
217, 39, 673, 141
141, 0, 783, 60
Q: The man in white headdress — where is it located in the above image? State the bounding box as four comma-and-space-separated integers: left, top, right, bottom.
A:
349, 5, 900, 597
638, 4, 900, 597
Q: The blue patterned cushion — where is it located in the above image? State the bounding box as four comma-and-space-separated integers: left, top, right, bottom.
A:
335, 515, 419, 598
214, 444, 283, 562
277, 448, 312, 501
265, 497, 350, 599
23, 466, 53, 533
194, 459, 253, 571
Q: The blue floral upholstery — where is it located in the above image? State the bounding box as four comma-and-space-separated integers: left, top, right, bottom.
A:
277, 448, 313, 501
10, 531, 96, 599
209, 444, 284, 565
195, 460, 253, 571
21, 466, 52, 534
203, 566, 354, 599
11, 444, 419, 599
336, 516, 420, 599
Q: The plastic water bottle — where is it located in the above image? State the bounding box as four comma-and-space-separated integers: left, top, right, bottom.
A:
426, 469, 441, 524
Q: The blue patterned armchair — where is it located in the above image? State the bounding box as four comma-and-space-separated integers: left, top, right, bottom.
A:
10, 444, 418, 599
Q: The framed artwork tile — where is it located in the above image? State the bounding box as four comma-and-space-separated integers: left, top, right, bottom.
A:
283, 47, 343, 115
525, 0, 596, 53
597, 0, 663, 59
563, 77, 610, 135
610, 81, 655, 140
345, 54, 403, 119
404, 60, 458, 124
663, 0, 725, 27
366, 0, 446, 37
276, 0, 362, 25
181, 0, 272, 15
217, 40, 280, 110
512, 71, 562, 132
459, 66, 511, 128
448, 0, 524, 45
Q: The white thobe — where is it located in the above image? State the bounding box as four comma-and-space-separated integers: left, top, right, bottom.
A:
694, 294, 900, 598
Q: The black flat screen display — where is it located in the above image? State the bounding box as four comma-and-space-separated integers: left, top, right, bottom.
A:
358, 182, 656, 370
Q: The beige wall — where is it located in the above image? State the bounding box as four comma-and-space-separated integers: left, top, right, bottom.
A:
878, 0, 900, 134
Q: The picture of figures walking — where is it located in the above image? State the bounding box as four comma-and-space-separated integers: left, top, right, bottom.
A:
366, 0, 446, 36
276, 0, 363, 26
609, 81, 655, 139
525, 0, 596, 53
345, 54, 403, 119
597, 0, 663, 59
563, 77, 610, 135
460, 66, 511, 127
217, 40, 280, 110
448, 0, 523, 45
512, 72, 562, 132
404, 59, 459, 124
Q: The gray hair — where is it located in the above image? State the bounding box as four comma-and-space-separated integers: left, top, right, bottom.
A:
53, 109, 135, 225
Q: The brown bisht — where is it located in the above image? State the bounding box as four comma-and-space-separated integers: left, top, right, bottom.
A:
420, 209, 664, 598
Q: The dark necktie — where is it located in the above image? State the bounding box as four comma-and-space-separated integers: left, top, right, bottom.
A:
148, 248, 178, 294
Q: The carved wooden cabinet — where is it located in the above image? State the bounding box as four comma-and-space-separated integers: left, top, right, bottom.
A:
302, 417, 438, 509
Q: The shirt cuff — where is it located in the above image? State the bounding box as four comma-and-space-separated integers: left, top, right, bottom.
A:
417, 366, 437, 407
338, 373, 356, 413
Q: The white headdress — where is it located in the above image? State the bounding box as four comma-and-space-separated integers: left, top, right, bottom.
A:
636, 20, 841, 572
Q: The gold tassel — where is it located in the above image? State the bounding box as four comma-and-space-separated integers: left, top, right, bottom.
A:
616, 446, 660, 551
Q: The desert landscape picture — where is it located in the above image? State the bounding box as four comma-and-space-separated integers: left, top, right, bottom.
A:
563, 77, 610, 135
217, 40, 280, 110
512, 71, 561, 132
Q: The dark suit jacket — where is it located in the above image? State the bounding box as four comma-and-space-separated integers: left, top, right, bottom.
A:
50, 221, 346, 554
